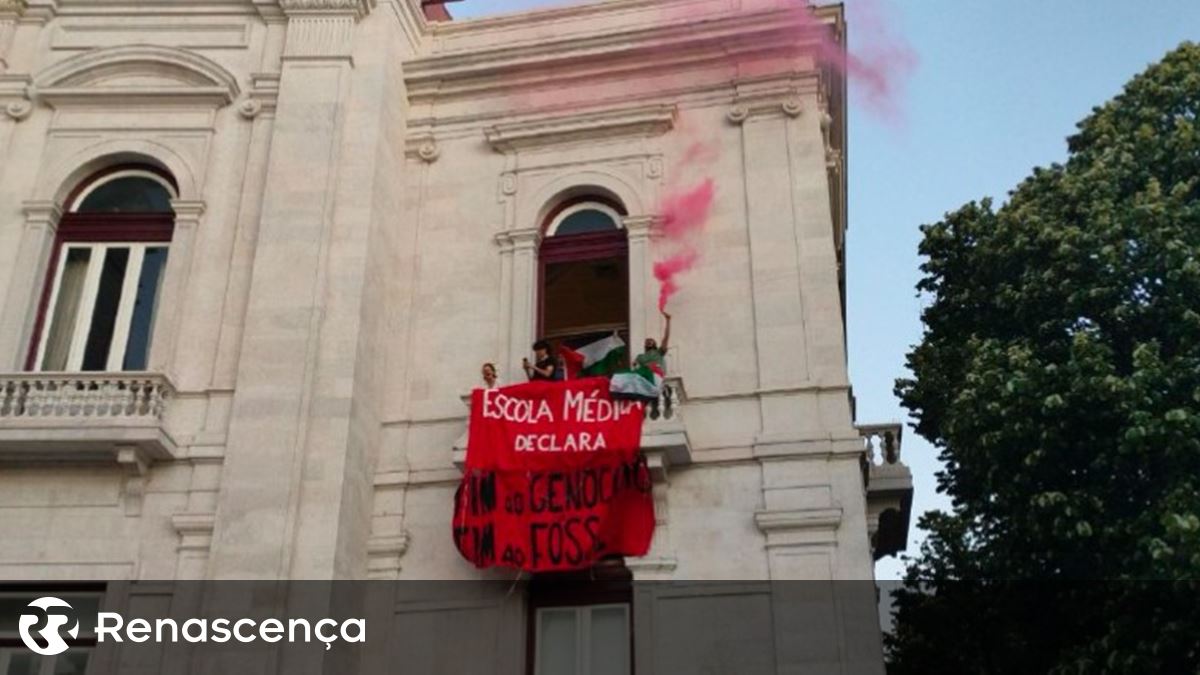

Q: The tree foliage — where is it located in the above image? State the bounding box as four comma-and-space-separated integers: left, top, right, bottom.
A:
887, 43, 1200, 673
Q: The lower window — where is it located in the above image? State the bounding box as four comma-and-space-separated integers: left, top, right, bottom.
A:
534, 603, 631, 675
0, 588, 101, 675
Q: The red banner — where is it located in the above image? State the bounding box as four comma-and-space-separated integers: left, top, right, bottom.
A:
453, 378, 655, 572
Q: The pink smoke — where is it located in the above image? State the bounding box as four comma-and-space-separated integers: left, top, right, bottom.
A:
655, 179, 715, 312
655, 250, 701, 312
661, 178, 715, 239
794, 0, 917, 126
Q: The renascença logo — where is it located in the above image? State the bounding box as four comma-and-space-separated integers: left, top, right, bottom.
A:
19, 597, 79, 656
14, 596, 366, 653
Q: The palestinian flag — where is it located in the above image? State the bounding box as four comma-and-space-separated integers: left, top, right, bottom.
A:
560, 335, 627, 379
610, 362, 664, 402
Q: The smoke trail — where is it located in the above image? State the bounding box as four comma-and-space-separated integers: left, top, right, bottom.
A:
655, 249, 701, 313
655, 178, 715, 311
795, 0, 917, 126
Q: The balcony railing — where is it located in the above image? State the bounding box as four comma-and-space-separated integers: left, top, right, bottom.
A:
858, 422, 902, 467
0, 372, 177, 463
0, 373, 171, 421
857, 422, 912, 561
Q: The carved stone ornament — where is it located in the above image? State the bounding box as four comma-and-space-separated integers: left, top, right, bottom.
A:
781, 97, 803, 118
500, 172, 517, 196
237, 99, 263, 119
4, 98, 31, 121
417, 140, 439, 163
646, 156, 664, 180
726, 104, 750, 125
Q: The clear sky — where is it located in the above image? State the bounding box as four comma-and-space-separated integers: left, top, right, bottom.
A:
450, 0, 1200, 580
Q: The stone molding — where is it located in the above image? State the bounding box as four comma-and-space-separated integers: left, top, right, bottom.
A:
726, 78, 814, 125
282, 13, 358, 61
0, 73, 29, 119
172, 513, 216, 553
405, 4, 835, 106
31, 45, 240, 108
240, 72, 280, 119
279, 0, 374, 18
484, 104, 676, 153
754, 506, 843, 548
366, 533, 410, 579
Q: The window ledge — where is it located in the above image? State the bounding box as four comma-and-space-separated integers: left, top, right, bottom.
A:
0, 372, 178, 465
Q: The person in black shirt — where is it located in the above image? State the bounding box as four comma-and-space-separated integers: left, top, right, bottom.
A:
522, 340, 559, 381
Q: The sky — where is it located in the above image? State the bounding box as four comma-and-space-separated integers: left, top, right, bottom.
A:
450, 0, 1200, 580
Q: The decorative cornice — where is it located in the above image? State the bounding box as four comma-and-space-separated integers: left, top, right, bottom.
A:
21, 200, 61, 224
170, 200, 206, 221
279, 0, 374, 19
495, 227, 541, 253
406, 4, 832, 106
484, 104, 675, 153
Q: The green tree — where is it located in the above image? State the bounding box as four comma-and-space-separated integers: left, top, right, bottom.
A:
887, 43, 1200, 674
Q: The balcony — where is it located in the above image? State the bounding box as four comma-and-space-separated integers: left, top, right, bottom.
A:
0, 373, 178, 469
452, 377, 692, 480
858, 422, 913, 561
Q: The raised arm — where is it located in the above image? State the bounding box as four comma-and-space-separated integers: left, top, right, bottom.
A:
660, 311, 672, 354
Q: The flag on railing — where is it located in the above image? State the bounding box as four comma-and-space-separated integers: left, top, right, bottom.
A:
559, 334, 627, 379
610, 362, 664, 403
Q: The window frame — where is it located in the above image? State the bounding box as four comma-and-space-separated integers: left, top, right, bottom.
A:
69, 169, 177, 214
32, 242, 170, 372
0, 584, 103, 675
545, 202, 625, 238
532, 603, 631, 675
525, 568, 634, 675
537, 197, 630, 345
24, 166, 176, 372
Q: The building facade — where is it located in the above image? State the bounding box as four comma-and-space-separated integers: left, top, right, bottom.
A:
0, 0, 912, 670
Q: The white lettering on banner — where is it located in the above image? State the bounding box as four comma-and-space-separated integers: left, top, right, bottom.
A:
481, 389, 554, 424
513, 432, 608, 453
562, 390, 639, 423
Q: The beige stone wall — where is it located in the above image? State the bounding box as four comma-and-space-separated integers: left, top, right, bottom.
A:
0, 0, 876, 588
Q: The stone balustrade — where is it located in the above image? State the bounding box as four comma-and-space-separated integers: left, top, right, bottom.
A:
858, 422, 902, 467
856, 422, 912, 560
0, 372, 177, 466
0, 372, 172, 421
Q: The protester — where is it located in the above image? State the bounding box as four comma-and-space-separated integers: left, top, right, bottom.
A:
522, 340, 559, 381
638, 311, 671, 371
611, 311, 673, 418
481, 362, 499, 389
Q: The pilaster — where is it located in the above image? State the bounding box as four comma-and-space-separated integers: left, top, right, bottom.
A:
623, 214, 656, 362
153, 200, 205, 378
0, 201, 59, 369
209, 0, 389, 579
496, 227, 541, 384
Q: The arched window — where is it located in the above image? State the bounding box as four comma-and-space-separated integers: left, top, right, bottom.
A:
539, 197, 629, 354
29, 166, 177, 372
